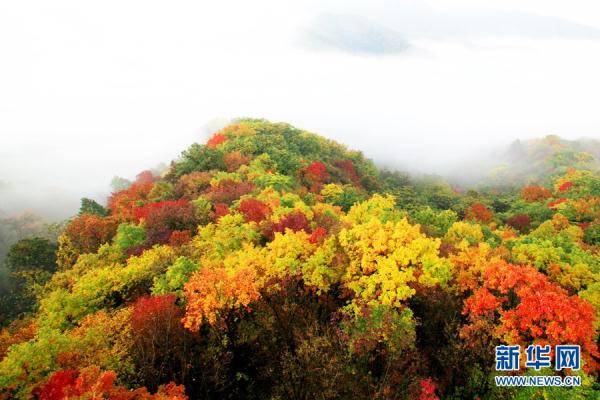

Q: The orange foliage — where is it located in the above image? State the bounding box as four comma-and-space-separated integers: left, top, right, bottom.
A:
108, 182, 155, 221
204, 180, 255, 205
132, 294, 181, 334
449, 244, 502, 292
135, 170, 158, 185
464, 203, 494, 224
548, 197, 567, 209
169, 230, 192, 247
0, 320, 36, 360
568, 197, 599, 221
462, 261, 598, 371
462, 288, 502, 319
34, 366, 187, 400
224, 151, 251, 172
521, 185, 553, 202
183, 267, 261, 329
64, 214, 118, 254
206, 133, 228, 148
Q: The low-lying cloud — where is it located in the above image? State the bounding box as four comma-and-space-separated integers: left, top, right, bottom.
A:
304, 14, 410, 55
1, 0, 600, 221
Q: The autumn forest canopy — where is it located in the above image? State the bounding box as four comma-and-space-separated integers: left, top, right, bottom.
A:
0, 119, 599, 399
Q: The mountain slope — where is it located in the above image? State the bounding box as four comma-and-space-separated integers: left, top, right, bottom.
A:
0, 120, 598, 399
488, 135, 600, 186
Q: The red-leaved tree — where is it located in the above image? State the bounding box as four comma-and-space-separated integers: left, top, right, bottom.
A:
558, 181, 573, 192
204, 180, 255, 205
239, 198, 271, 223
300, 161, 329, 191
131, 295, 190, 391
334, 160, 360, 185
506, 214, 532, 233
206, 133, 228, 148
108, 181, 155, 221
309, 226, 327, 244
263, 211, 311, 240
63, 214, 118, 255
35, 366, 188, 399
418, 378, 439, 400
133, 200, 197, 246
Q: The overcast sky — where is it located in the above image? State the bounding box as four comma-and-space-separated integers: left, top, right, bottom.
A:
1, 0, 600, 218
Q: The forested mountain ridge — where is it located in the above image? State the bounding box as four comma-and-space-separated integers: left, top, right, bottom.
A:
488, 135, 600, 187
0, 119, 598, 399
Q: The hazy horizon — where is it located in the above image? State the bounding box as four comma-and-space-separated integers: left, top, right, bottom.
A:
2, 0, 600, 219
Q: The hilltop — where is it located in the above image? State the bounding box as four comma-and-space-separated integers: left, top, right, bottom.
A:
487, 135, 600, 186
0, 120, 598, 399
